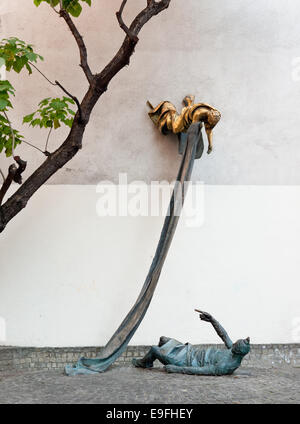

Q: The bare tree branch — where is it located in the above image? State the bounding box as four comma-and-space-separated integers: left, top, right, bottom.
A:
29, 61, 83, 121
23, 140, 48, 156
55, 80, 83, 122
45, 127, 53, 153
12, 156, 27, 184
3, 111, 16, 159
116, 0, 139, 42
0, 157, 26, 206
95, 0, 171, 89
0, 165, 16, 206
29, 61, 57, 86
49, 0, 60, 15
0, 168, 5, 182
59, 9, 94, 84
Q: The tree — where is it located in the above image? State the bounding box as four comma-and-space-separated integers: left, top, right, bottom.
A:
0, 0, 172, 233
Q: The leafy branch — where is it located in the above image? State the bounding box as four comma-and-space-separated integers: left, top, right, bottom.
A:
23, 97, 76, 130
0, 81, 24, 157
0, 32, 75, 200
0, 37, 44, 75
23, 96, 76, 153
0, 0, 172, 233
34, 0, 92, 17
0, 79, 15, 111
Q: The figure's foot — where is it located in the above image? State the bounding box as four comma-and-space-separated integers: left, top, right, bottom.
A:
183, 95, 195, 107
132, 358, 153, 369
207, 146, 213, 154
146, 100, 154, 110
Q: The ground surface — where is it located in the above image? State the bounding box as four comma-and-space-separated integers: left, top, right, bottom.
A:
0, 365, 299, 404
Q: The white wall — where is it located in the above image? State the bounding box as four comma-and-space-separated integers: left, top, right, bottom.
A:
0, 0, 300, 184
0, 184, 299, 346
0, 1, 299, 347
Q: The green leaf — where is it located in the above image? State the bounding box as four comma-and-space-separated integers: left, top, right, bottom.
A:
0, 112, 24, 157
53, 118, 60, 129
33, 0, 91, 17
0, 80, 15, 92
63, 96, 75, 104
0, 98, 8, 110
31, 118, 42, 127
38, 97, 51, 107
25, 52, 38, 62
13, 56, 27, 73
0, 80, 15, 111
67, 2, 82, 17
23, 96, 75, 130
0, 37, 43, 75
23, 112, 35, 123
0, 84, 12, 92
50, 100, 64, 109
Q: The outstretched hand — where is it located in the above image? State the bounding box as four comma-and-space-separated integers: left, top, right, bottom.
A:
195, 309, 213, 322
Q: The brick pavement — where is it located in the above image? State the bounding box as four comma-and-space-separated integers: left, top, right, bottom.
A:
0, 363, 299, 404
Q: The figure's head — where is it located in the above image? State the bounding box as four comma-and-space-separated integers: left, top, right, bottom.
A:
207, 109, 221, 129
232, 337, 251, 356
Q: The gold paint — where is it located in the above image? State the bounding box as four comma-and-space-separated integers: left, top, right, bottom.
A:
147, 95, 221, 154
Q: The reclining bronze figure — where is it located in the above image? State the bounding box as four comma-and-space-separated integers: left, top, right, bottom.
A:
133, 310, 250, 376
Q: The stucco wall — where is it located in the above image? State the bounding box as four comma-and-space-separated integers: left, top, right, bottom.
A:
0, 184, 299, 346
0, 0, 300, 184
0, 1, 299, 347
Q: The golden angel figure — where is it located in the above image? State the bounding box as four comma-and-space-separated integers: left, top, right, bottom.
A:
147, 95, 221, 154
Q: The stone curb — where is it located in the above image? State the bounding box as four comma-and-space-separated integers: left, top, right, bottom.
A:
0, 344, 299, 372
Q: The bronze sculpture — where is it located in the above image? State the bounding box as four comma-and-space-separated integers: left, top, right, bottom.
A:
65, 97, 221, 375
133, 310, 250, 376
147, 95, 221, 154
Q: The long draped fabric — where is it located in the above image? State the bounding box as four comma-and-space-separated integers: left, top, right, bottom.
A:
65, 123, 204, 375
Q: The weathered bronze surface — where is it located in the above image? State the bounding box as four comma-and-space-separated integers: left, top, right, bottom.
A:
65, 98, 221, 376
133, 310, 250, 376
147, 95, 221, 154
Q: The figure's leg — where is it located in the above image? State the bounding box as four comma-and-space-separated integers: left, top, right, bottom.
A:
183, 95, 195, 107
164, 364, 219, 375
132, 346, 158, 368
205, 127, 213, 154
